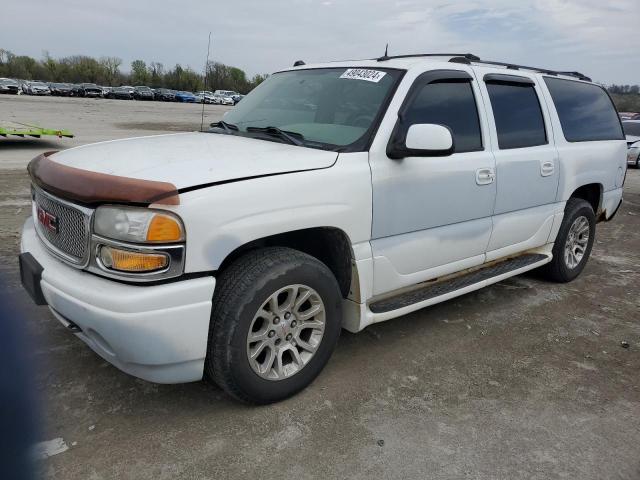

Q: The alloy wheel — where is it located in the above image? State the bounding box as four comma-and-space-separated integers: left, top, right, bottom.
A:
564, 215, 590, 269
246, 284, 325, 381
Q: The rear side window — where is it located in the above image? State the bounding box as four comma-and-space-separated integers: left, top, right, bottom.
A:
403, 81, 483, 153
486, 82, 547, 149
544, 77, 624, 142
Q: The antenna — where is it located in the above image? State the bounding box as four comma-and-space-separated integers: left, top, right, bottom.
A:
377, 43, 390, 61
200, 31, 212, 132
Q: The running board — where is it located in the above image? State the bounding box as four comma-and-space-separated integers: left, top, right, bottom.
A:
369, 253, 549, 314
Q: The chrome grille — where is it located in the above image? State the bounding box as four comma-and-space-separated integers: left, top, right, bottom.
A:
33, 187, 92, 265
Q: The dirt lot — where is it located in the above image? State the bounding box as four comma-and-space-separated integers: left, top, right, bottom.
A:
1, 95, 639, 479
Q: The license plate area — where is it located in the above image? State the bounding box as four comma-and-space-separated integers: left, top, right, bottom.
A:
19, 252, 47, 305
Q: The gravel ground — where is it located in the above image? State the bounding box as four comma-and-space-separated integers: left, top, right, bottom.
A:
1, 95, 639, 480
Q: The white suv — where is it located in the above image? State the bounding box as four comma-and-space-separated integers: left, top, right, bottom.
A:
20, 53, 626, 403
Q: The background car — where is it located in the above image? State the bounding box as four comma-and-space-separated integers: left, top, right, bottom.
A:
213, 93, 234, 105
0, 78, 20, 94
72, 83, 103, 97
154, 88, 176, 101
619, 112, 640, 120
23, 81, 51, 95
195, 91, 215, 104
106, 86, 134, 100
133, 86, 154, 100
214, 89, 240, 105
623, 120, 640, 145
48, 83, 73, 96
623, 120, 640, 168
175, 91, 196, 103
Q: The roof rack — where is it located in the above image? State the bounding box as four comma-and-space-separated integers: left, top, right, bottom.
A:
375, 52, 591, 82
462, 58, 591, 82
376, 52, 480, 62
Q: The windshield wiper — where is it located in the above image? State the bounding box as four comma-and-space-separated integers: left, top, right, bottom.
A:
246, 126, 304, 146
209, 120, 239, 133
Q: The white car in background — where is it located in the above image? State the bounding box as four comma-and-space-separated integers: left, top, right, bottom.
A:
195, 91, 215, 104
213, 93, 234, 105
623, 120, 640, 167
23, 81, 51, 95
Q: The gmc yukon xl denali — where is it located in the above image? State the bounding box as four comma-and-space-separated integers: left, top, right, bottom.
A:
19, 53, 626, 403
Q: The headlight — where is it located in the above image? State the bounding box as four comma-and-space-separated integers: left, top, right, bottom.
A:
89, 206, 186, 281
99, 245, 169, 272
94, 206, 184, 243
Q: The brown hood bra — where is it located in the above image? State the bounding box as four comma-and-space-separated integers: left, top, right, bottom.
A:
28, 152, 180, 206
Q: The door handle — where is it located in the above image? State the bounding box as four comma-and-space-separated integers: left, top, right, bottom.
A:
540, 160, 555, 177
476, 168, 495, 185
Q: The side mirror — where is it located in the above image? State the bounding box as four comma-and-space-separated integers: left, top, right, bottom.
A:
387, 123, 454, 159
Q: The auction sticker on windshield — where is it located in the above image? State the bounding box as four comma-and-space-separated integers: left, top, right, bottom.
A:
340, 69, 387, 83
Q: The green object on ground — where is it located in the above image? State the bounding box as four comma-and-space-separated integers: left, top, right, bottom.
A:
0, 121, 74, 139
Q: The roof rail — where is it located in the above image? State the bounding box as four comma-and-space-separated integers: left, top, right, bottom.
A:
376, 53, 480, 62
448, 57, 591, 82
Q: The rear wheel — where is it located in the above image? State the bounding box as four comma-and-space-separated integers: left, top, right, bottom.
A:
205, 247, 342, 404
541, 198, 596, 282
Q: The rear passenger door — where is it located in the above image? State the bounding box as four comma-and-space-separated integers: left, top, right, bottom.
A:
475, 69, 560, 261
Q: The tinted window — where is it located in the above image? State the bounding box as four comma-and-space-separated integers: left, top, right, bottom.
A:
622, 121, 640, 137
404, 81, 482, 153
544, 77, 624, 142
486, 82, 547, 149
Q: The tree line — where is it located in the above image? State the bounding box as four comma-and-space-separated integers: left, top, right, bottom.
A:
607, 84, 640, 112
0, 48, 268, 94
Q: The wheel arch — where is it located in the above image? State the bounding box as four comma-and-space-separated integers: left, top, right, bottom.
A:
216, 227, 355, 299
569, 183, 602, 217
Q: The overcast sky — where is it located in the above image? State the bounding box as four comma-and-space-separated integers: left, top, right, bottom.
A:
2, 0, 638, 84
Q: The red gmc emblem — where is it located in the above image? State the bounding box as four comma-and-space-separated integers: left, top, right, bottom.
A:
37, 205, 59, 234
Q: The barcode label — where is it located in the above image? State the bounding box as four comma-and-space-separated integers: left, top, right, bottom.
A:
339, 69, 387, 83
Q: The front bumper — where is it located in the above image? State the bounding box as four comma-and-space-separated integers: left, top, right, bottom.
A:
20, 217, 216, 384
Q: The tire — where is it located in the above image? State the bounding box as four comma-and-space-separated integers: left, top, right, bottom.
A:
540, 198, 596, 282
205, 247, 342, 404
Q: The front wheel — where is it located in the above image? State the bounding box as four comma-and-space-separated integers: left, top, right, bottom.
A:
205, 247, 342, 404
541, 198, 596, 282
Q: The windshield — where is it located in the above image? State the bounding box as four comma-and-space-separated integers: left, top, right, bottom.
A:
221, 67, 401, 149
623, 121, 640, 137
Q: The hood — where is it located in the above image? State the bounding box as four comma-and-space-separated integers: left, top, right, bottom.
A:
48, 132, 338, 190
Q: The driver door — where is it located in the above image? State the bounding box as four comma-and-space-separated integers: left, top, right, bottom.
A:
368, 69, 496, 296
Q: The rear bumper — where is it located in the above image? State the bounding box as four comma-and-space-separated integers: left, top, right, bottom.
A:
20, 217, 216, 383
602, 188, 623, 222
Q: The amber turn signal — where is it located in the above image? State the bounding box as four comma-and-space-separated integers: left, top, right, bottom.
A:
146, 214, 184, 242
100, 246, 168, 272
